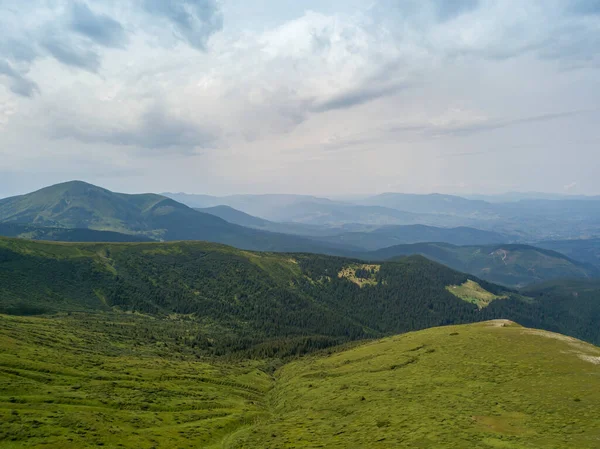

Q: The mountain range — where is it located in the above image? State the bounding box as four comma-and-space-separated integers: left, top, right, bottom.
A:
166, 190, 600, 240
2, 185, 600, 448
1, 181, 599, 288
0, 181, 355, 254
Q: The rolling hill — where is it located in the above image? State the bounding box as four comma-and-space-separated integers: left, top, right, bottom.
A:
1, 236, 599, 348
2, 237, 600, 447
1, 316, 598, 448
368, 243, 599, 288
238, 321, 600, 449
0, 182, 355, 254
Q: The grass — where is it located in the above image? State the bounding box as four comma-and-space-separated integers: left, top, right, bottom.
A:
337, 264, 380, 287
2, 315, 600, 448
446, 280, 508, 309
235, 321, 600, 449
0, 314, 273, 449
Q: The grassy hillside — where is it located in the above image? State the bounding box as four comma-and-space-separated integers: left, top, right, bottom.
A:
369, 243, 599, 288
0, 313, 272, 449
1, 318, 598, 448
236, 321, 600, 449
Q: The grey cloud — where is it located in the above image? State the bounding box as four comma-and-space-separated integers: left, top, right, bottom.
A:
434, 0, 479, 21
1, 39, 38, 63
373, 0, 479, 22
380, 110, 593, 143
0, 60, 39, 97
41, 35, 101, 72
54, 104, 218, 153
70, 2, 128, 48
569, 0, 600, 15
432, 110, 592, 137
143, 0, 223, 50
312, 83, 410, 113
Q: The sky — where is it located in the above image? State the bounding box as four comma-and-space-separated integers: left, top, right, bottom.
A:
1, 0, 600, 198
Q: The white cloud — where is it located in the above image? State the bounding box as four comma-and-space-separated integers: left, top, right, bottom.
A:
1, 0, 600, 195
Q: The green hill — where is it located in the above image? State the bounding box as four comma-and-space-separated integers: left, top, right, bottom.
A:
369, 243, 599, 288
0, 182, 354, 254
0, 181, 165, 233
1, 317, 598, 448
237, 321, 600, 449
1, 236, 599, 350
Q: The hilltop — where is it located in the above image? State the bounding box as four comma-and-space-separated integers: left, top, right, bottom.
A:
237, 321, 600, 448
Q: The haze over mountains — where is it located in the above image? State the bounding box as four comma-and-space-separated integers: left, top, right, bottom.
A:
1, 181, 600, 289
166, 190, 600, 241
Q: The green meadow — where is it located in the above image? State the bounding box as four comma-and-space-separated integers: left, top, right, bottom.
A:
236, 321, 600, 449
1, 315, 599, 448
0, 314, 272, 449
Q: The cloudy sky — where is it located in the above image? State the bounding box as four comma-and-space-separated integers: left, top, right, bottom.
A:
1, 0, 600, 197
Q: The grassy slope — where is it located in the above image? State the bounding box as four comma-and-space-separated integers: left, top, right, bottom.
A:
236, 321, 600, 449
2, 317, 599, 449
370, 243, 599, 288
0, 313, 272, 449
446, 279, 508, 309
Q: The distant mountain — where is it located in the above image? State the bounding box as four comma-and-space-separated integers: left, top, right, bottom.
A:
359, 193, 496, 216
164, 192, 336, 219
467, 192, 600, 203
0, 223, 152, 242
168, 192, 467, 227
167, 191, 600, 240
0, 181, 356, 254
196, 205, 339, 237
536, 238, 600, 269
319, 224, 513, 251
368, 243, 599, 288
